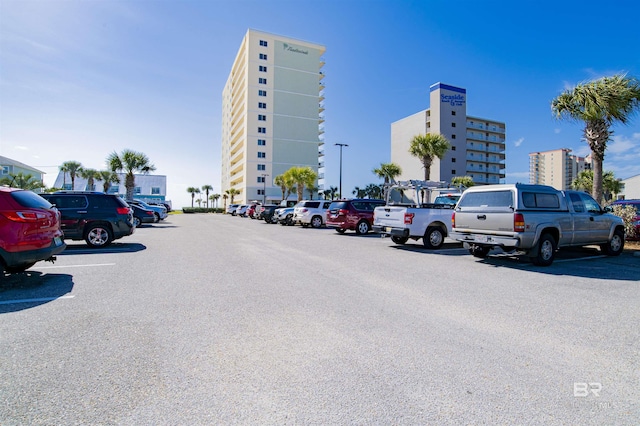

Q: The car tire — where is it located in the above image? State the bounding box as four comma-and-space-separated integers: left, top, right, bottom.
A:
531, 233, 556, 266
286, 215, 294, 226
133, 217, 141, 227
601, 229, 625, 256
311, 216, 323, 229
423, 226, 444, 249
355, 220, 370, 235
469, 245, 490, 258
85, 225, 113, 248
336, 228, 347, 234
391, 236, 409, 245
153, 213, 160, 223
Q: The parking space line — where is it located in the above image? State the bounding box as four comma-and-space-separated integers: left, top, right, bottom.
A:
0, 295, 75, 305
553, 255, 606, 263
37, 263, 116, 269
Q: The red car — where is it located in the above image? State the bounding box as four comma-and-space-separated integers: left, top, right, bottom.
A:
326, 199, 386, 234
0, 187, 66, 273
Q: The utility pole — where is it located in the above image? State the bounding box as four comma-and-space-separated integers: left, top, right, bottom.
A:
334, 143, 348, 198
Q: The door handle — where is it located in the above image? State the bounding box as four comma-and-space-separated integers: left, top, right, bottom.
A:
477, 214, 486, 220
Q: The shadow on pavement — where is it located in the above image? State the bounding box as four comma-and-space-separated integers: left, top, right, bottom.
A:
0, 271, 74, 314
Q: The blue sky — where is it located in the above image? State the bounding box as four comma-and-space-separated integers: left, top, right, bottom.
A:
2, 0, 639, 208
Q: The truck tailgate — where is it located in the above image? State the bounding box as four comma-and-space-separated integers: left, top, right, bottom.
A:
453, 210, 515, 234
373, 206, 407, 228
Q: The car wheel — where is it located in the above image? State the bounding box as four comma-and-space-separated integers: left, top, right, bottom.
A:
469, 245, 490, 258
153, 213, 160, 223
391, 236, 409, 245
355, 220, 370, 235
85, 225, 113, 248
286, 214, 295, 226
5, 262, 36, 273
601, 229, 625, 256
311, 216, 323, 228
531, 233, 556, 266
336, 228, 347, 234
133, 217, 141, 227
423, 226, 444, 249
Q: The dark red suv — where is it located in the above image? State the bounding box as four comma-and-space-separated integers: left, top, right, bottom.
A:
326, 199, 386, 234
0, 187, 66, 273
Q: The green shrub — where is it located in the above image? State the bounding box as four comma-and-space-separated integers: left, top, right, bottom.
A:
182, 207, 223, 214
610, 204, 637, 239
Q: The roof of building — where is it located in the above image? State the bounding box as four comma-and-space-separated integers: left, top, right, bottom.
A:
0, 156, 45, 174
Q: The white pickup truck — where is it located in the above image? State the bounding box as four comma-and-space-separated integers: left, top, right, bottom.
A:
372, 180, 461, 249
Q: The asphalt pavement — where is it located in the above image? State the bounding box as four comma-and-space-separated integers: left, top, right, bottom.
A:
1, 213, 639, 425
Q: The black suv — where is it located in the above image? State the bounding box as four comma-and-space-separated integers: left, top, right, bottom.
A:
40, 192, 135, 248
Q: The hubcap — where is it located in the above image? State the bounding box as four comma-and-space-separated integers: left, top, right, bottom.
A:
429, 230, 443, 246
611, 235, 622, 252
541, 240, 553, 260
89, 228, 108, 246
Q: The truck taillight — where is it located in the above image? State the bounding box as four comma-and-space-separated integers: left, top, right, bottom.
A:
451, 212, 455, 228
117, 207, 131, 215
404, 213, 415, 225
514, 213, 525, 232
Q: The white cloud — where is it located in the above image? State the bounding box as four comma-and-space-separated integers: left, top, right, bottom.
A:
514, 137, 524, 147
554, 128, 561, 134
13, 145, 28, 150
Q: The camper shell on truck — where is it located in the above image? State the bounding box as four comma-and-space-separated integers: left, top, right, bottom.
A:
450, 183, 625, 266
372, 180, 462, 249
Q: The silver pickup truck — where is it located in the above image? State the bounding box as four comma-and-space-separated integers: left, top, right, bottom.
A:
450, 183, 625, 266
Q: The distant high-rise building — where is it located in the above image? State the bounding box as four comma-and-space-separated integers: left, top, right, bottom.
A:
221, 29, 326, 204
529, 148, 591, 190
391, 83, 506, 184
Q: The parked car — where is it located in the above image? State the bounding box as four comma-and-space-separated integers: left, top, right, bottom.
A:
227, 204, 239, 215
129, 203, 156, 227
260, 205, 281, 223
0, 187, 66, 273
41, 191, 135, 248
235, 205, 248, 217
293, 200, 333, 228
450, 183, 625, 266
609, 199, 640, 240
276, 206, 296, 225
246, 203, 261, 219
128, 199, 167, 222
327, 199, 386, 234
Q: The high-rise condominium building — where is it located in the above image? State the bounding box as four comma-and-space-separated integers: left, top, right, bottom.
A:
529, 148, 591, 190
391, 83, 506, 185
221, 29, 326, 204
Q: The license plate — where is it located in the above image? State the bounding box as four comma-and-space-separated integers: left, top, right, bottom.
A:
54, 236, 63, 246
477, 235, 490, 243
385, 227, 392, 232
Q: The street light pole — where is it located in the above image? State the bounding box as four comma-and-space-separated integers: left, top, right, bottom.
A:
261, 173, 269, 204
334, 143, 348, 198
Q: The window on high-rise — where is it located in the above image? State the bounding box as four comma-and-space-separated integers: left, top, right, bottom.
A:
258, 152, 266, 158
259, 65, 267, 72
258, 102, 266, 109
259, 53, 267, 60
451, 134, 456, 139
258, 114, 266, 121
451, 111, 456, 116
259, 78, 267, 84
257, 164, 266, 171
258, 139, 266, 146
258, 90, 267, 96
452, 123, 456, 127
259, 40, 268, 47
258, 127, 266, 133
257, 176, 265, 183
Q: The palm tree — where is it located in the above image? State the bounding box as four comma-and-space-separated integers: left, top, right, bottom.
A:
364, 183, 383, 199
187, 187, 199, 207
352, 186, 365, 198
107, 150, 156, 200
572, 170, 594, 193
373, 162, 402, 200
59, 164, 68, 188
285, 166, 317, 201
1, 172, 42, 190
211, 194, 220, 208
222, 193, 228, 211
451, 176, 475, 188
98, 170, 120, 193
307, 185, 318, 200
61, 161, 83, 190
201, 185, 213, 208
552, 74, 640, 203
79, 168, 100, 191
408, 134, 450, 181
329, 186, 338, 200
225, 188, 240, 204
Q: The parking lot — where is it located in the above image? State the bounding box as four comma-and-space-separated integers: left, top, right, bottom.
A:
1, 213, 639, 424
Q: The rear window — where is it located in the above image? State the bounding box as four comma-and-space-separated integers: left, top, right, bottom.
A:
522, 192, 560, 209
301, 201, 320, 208
458, 190, 513, 208
45, 195, 88, 209
90, 195, 124, 209
329, 202, 348, 210
12, 191, 53, 209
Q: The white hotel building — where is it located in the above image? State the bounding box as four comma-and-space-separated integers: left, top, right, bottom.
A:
221, 29, 326, 204
391, 83, 506, 185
